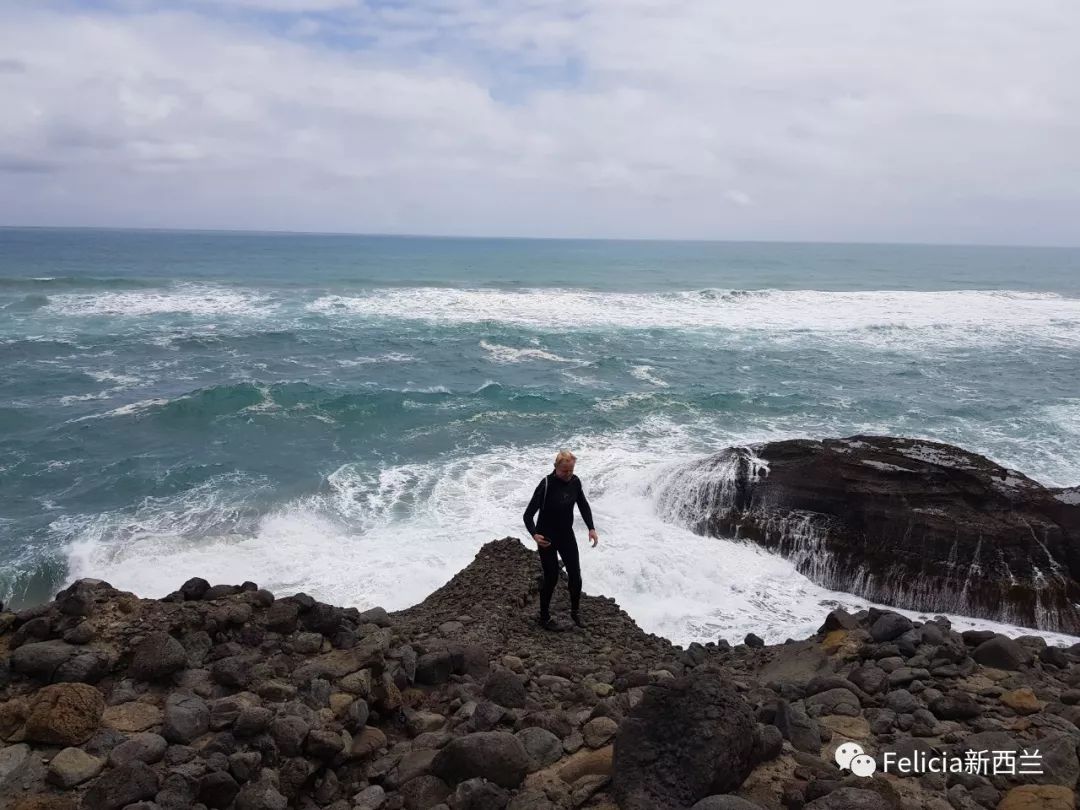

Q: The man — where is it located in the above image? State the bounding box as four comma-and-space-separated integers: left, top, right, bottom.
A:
523, 449, 599, 630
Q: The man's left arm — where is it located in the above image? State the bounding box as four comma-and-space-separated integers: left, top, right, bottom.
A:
576, 478, 599, 545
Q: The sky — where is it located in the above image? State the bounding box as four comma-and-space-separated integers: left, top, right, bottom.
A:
1, 0, 1079, 244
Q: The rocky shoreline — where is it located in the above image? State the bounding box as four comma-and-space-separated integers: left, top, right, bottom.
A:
3, 538, 1080, 810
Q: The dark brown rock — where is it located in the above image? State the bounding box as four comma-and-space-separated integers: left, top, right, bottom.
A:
162, 692, 209, 744
25, 683, 104, 745
431, 731, 529, 789
612, 670, 757, 809
483, 670, 527, 709
659, 436, 1080, 633
180, 577, 210, 601
972, 636, 1032, 670
129, 632, 187, 681
198, 770, 241, 808
80, 761, 159, 810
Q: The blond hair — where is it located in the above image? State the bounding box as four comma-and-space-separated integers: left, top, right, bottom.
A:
554, 450, 576, 467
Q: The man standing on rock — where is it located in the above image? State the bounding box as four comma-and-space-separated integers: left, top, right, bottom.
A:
523, 449, 599, 630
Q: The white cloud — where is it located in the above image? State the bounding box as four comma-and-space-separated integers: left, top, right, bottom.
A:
0, 1, 1078, 243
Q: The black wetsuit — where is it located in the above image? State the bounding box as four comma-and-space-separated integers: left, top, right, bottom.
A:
523, 472, 595, 622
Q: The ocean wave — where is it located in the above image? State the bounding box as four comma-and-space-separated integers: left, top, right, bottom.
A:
336, 352, 417, 367
479, 339, 580, 364
63, 380, 577, 426
0, 276, 158, 291
629, 364, 669, 387
1, 294, 51, 312
54, 421, 1080, 646
43, 283, 275, 318
303, 287, 1080, 346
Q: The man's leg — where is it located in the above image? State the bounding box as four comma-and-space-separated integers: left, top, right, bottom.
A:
558, 534, 582, 618
538, 543, 559, 623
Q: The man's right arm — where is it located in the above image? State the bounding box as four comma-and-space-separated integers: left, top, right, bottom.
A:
523, 480, 544, 536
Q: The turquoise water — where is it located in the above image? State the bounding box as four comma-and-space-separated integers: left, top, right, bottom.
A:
3, 227, 1080, 643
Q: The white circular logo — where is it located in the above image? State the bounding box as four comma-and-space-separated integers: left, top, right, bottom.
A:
834, 742, 864, 769
850, 753, 878, 778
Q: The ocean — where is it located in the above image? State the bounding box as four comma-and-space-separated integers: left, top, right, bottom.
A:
2, 227, 1080, 645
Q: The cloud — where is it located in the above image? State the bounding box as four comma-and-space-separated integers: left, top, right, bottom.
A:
0, 1, 1078, 243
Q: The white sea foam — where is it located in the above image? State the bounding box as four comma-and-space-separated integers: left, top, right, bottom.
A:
307, 288, 1080, 347
59, 418, 1080, 647
68, 398, 170, 422
1045, 400, 1080, 437
479, 340, 579, 364
86, 370, 142, 387
592, 391, 659, 412
46, 284, 274, 318
629, 364, 669, 387
336, 352, 417, 367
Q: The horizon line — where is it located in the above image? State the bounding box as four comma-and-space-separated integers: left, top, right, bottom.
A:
1, 223, 1078, 251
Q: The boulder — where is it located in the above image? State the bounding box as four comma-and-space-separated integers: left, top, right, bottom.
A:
431, 731, 530, 789
973, 636, 1032, 671
350, 726, 387, 760
180, 577, 210, 600
108, 732, 167, 767
162, 692, 209, 744
270, 715, 309, 756
805, 688, 861, 717
929, 692, 982, 721
357, 606, 392, 627
483, 670, 527, 709
1001, 688, 1044, 715
449, 777, 511, 810
870, 613, 913, 642
847, 665, 888, 695
774, 699, 822, 754
101, 701, 162, 733
80, 761, 159, 810
612, 671, 757, 809
582, 716, 618, 748
11, 640, 109, 684
400, 774, 451, 809
656, 436, 1080, 633
820, 610, 860, 633
24, 683, 104, 745
516, 727, 563, 770
354, 785, 387, 810
416, 650, 454, 685
199, 770, 241, 808
46, 747, 103, 788
234, 778, 289, 810
997, 785, 1075, 810
203, 584, 240, 600
128, 633, 187, 681
234, 706, 273, 737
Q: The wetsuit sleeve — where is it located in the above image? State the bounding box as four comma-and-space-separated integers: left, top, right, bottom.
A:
523, 480, 544, 536
575, 477, 595, 531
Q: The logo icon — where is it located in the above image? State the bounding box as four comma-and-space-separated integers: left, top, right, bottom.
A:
835, 742, 877, 777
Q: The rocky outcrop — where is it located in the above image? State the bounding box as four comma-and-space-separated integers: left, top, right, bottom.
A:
3, 539, 1080, 810
655, 435, 1080, 633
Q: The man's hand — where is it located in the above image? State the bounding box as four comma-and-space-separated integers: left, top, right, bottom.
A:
588, 529, 599, 547
534, 533, 551, 548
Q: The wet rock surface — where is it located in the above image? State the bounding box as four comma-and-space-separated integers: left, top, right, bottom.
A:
661, 435, 1080, 633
